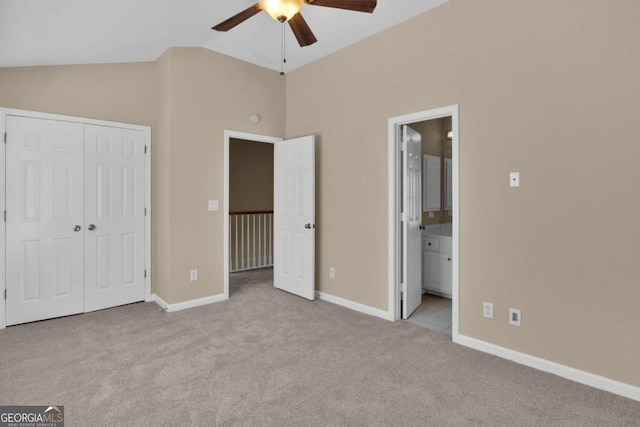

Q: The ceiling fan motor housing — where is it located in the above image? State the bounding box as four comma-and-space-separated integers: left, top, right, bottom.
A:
259, 0, 304, 22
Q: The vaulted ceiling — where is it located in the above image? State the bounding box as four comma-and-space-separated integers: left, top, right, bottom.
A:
0, 0, 448, 72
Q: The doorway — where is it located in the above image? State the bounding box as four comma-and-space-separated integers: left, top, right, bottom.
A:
223, 131, 280, 299
223, 131, 316, 301
228, 137, 275, 294
387, 105, 460, 338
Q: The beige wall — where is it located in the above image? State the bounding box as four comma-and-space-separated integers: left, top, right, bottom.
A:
0, 62, 157, 125
154, 50, 173, 301
286, 0, 640, 387
229, 138, 274, 212
160, 48, 285, 304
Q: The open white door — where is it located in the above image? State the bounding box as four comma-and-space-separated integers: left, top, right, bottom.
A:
5, 116, 85, 325
402, 125, 422, 319
273, 135, 315, 300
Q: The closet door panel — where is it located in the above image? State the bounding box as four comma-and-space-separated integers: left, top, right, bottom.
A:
5, 116, 85, 325
84, 125, 145, 312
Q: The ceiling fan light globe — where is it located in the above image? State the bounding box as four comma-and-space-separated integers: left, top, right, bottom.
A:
259, 0, 303, 22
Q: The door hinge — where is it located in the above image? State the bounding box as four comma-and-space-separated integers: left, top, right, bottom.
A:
144, 207, 147, 216
400, 141, 405, 151
4, 289, 6, 300
3, 132, 6, 143
144, 145, 147, 154
144, 269, 147, 278
3, 211, 6, 222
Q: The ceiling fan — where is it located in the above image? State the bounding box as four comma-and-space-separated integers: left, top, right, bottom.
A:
212, 0, 377, 47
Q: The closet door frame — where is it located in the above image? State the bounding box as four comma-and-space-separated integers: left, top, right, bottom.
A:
0, 108, 152, 330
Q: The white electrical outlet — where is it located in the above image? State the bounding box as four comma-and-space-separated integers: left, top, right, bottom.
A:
428, 212, 435, 218
208, 200, 219, 211
483, 302, 494, 319
190, 269, 198, 282
509, 308, 521, 326
329, 267, 336, 279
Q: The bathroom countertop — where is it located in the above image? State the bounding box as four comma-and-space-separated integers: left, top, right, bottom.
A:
423, 223, 452, 237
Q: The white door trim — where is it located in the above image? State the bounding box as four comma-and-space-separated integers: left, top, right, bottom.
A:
387, 105, 460, 337
144, 127, 152, 303
0, 108, 151, 132
223, 130, 282, 300
0, 107, 152, 330
0, 111, 7, 330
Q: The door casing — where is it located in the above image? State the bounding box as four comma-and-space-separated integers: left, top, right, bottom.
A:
0, 108, 152, 330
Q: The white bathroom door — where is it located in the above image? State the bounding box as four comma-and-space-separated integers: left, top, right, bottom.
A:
402, 125, 423, 319
273, 135, 315, 300
5, 116, 85, 325
83, 125, 146, 312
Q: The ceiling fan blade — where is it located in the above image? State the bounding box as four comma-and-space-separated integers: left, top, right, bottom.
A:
212, 3, 261, 31
288, 13, 318, 47
304, 0, 377, 13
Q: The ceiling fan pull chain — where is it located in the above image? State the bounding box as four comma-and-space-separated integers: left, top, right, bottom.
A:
280, 23, 286, 76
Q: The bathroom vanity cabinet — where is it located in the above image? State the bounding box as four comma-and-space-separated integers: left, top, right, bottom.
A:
422, 229, 452, 298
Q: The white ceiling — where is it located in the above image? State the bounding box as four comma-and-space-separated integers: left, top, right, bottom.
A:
0, 0, 448, 72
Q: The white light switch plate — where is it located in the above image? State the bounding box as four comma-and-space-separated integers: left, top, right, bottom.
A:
510, 172, 520, 187
208, 200, 219, 211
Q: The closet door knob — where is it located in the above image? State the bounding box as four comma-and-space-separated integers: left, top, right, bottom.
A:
73, 225, 81, 232
304, 223, 312, 229
88, 224, 97, 231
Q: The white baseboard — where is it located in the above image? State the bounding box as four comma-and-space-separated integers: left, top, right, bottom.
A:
316, 291, 393, 321
151, 293, 227, 313
454, 334, 640, 402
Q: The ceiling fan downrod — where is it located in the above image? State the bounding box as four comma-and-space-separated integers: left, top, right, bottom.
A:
280, 22, 287, 76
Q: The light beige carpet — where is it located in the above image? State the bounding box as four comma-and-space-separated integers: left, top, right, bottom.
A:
0, 267, 638, 426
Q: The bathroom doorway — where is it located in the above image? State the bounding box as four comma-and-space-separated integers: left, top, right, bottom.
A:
406, 116, 454, 334
387, 105, 460, 338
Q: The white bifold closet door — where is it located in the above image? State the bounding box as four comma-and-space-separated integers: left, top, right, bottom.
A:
6, 117, 85, 325
84, 125, 145, 312
5, 116, 146, 326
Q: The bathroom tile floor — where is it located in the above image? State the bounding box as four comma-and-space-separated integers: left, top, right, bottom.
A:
405, 293, 452, 335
